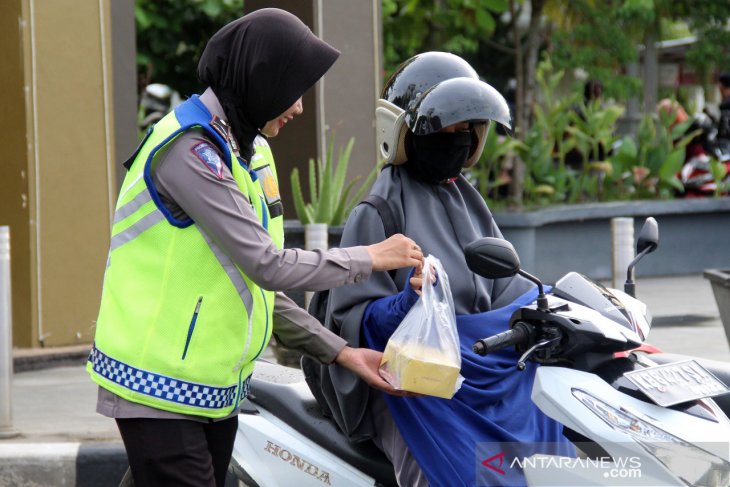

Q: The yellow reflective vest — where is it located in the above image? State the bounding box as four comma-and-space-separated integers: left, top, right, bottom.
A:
87, 96, 283, 418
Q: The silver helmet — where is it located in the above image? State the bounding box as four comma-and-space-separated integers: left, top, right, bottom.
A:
375, 51, 512, 167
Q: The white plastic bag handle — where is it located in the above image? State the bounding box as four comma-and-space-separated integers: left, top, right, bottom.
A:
421, 256, 456, 329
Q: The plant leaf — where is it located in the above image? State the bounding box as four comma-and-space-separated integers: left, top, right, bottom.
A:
659, 148, 685, 182
331, 177, 361, 226
290, 169, 313, 225
308, 158, 318, 209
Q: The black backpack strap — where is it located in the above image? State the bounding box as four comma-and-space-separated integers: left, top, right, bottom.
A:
360, 194, 403, 283
360, 194, 401, 238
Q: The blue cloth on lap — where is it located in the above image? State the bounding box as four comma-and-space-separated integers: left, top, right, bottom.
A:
363, 287, 576, 487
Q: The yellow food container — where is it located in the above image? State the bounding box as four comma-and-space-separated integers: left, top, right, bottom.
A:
380, 342, 461, 399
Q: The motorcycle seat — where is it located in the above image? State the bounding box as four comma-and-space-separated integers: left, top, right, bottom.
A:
245, 360, 397, 487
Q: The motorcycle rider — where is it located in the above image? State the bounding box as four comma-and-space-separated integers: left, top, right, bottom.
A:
306, 52, 574, 487
87, 9, 423, 487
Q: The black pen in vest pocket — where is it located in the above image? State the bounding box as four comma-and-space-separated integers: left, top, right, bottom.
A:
182, 297, 203, 359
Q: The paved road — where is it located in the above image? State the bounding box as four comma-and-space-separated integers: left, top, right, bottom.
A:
631, 274, 730, 361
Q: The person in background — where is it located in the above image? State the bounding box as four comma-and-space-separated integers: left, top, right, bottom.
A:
306, 52, 574, 487
717, 72, 730, 142
87, 9, 422, 487
565, 78, 606, 169
583, 78, 603, 107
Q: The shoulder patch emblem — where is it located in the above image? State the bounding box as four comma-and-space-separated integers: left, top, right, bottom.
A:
254, 165, 281, 206
191, 142, 224, 179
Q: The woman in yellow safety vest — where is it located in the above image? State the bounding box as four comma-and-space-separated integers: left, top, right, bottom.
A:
88, 9, 423, 487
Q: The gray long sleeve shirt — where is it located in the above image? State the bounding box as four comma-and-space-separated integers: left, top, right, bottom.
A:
97, 89, 369, 421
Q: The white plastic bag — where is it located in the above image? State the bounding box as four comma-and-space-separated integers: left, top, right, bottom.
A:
379, 255, 463, 399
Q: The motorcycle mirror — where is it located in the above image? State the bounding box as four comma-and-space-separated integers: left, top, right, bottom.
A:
636, 217, 659, 255
465, 238, 550, 311
625, 217, 659, 298
464, 238, 520, 279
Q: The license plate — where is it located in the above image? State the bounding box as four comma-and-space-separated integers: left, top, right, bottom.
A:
624, 359, 730, 407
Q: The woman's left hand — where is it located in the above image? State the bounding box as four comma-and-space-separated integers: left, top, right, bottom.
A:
409, 268, 423, 295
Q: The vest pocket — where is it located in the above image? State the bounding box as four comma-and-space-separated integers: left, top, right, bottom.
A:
181, 296, 203, 360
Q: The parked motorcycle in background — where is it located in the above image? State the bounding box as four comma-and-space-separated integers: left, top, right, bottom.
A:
679, 112, 730, 197
137, 83, 181, 134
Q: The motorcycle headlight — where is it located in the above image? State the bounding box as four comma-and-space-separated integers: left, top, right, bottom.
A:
572, 389, 730, 486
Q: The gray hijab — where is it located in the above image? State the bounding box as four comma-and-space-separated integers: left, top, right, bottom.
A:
308, 164, 533, 441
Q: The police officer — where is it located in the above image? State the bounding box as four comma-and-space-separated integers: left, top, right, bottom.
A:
87, 9, 422, 487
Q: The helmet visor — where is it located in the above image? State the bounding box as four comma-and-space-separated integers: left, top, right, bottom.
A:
404, 78, 512, 136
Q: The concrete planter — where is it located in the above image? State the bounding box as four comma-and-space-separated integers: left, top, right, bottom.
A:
277, 222, 344, 367
283, 221, 344, 310
494, 198, 730, 283
704, 269, 730, 349
284, 197, 730, 286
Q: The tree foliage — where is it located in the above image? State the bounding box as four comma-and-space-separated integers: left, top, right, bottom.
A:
665, 1, 730, 82
549, 0, 730, 99
381, 0, 509, 76
549, 1, 645, 100
135, 0, 244, 97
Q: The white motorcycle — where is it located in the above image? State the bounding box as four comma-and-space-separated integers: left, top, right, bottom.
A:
232, 217, 730, 486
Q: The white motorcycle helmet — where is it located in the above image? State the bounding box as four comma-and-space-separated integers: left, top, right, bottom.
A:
375, 51, 512, 167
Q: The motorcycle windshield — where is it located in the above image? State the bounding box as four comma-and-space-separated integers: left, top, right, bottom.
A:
403, 78, 512, 135
553, 272, 648, 342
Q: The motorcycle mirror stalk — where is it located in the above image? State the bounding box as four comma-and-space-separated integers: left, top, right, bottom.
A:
464, 238, 549, 311
623, 217, 659, 298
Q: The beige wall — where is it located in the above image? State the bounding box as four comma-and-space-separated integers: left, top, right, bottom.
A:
0, 0, 125, 347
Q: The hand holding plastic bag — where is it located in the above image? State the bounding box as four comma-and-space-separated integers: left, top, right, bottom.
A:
379, 255, 463, 399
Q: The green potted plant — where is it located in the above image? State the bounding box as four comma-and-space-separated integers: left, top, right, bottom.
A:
290, 137, 380, 251
608, 112, 697, 200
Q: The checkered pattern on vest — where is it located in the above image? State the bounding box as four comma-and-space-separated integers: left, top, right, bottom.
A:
89, 345, 251, 409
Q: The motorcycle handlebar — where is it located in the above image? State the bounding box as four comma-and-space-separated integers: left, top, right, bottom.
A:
473, 322, 531, 356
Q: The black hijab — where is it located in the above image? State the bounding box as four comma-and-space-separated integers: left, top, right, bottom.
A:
198, 8, 340, 161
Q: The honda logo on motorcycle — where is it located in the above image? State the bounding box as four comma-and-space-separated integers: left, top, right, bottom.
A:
264, 440, 332, 485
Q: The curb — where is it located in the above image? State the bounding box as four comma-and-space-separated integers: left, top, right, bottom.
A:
0, 442, 247, 486
13, 346, 90, 373
0, 442, 128, 487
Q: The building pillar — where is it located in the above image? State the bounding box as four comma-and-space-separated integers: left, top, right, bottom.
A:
0, 0, 135, 347
245, 0, 381, 214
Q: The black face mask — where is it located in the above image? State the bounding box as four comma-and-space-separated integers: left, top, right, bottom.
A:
407, 131, 472, 184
